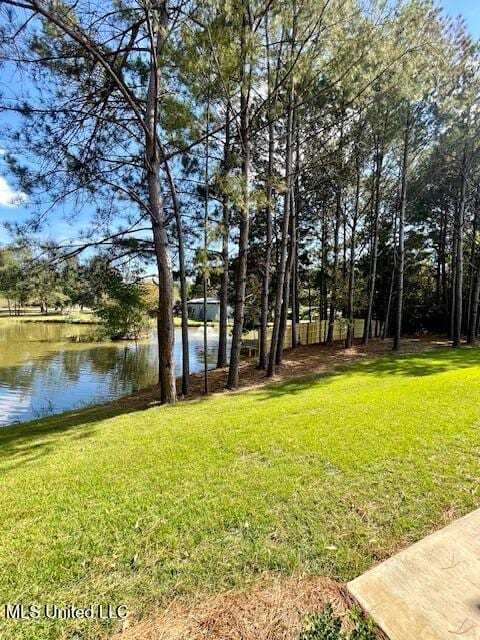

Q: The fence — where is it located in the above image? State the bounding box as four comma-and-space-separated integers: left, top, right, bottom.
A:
243, 318, 369, 354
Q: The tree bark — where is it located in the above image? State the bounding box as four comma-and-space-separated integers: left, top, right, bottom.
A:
326, 190, 341, 345
164, 159, 189, 396
291, 244, 298, 348
452, 149, 467, 347
149, 179, 176, 404
393, 109, 410, 351
440, 210, 447, 316
258, 18, 275, 369
291, 128, 299, 349
362, 140, 384, 345
276, 199, 294, 365
326, 111, 344, 346
450, 223, 457, 340
467, 195, 478, 341
146, 3, 176, 404
383, 207, 397, 340
203, 93, 210, 395
258, 112, 273, 369
217, 108, 230, 370
345, 162, 360, 348
319, 210, 327, 336
267, 74, 294, 376
227, 8, 250, 389
468, 264, 480, 344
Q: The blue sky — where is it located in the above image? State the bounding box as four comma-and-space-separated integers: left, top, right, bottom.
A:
442, 0, 480, 37
0, 0, 479, 248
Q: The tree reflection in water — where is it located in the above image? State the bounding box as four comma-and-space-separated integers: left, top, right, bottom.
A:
0, 323, 228, 425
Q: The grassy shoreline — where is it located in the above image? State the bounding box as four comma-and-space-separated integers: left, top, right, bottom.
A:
0, 311, 98, 324
1, 347, 480, 639
0, 312, 220, 328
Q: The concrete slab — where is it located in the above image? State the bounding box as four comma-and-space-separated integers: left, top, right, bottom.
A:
348, 509, 480, 639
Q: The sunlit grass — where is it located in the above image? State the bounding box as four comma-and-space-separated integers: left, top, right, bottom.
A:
0, 310, 98, 324
1, 347, 480, 639
173, 316, 219, 327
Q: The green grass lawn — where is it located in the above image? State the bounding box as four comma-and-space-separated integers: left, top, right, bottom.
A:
173, 316, 218, 327
1, 347, 480, 639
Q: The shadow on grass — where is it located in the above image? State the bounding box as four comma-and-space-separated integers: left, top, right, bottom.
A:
1, 346, 479, 473
0, 403, 147, 474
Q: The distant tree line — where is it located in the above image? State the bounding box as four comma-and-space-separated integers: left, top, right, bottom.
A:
1, 0, 479, 403
0, 249, 156, 339
0, 249, 111, 314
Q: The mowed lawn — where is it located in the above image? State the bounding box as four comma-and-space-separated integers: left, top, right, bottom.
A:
1, 348, 480, 639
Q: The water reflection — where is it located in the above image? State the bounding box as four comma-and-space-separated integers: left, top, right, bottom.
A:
0, 322, 228, 426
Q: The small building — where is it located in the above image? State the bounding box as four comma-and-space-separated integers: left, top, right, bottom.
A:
187, 298, 231, 322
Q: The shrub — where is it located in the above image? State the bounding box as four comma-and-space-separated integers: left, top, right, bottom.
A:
300, 606, 377, 640
95, 276, 151, 340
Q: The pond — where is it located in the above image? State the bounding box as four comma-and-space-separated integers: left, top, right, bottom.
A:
0, 321, 228, 426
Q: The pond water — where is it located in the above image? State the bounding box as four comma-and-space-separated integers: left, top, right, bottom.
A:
0, 321, 227, 426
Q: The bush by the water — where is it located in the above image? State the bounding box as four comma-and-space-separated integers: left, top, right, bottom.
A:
95, 276, 151, 340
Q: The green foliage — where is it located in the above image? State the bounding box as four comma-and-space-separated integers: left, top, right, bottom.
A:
0, 248, 33, 310
0, 248, 137, 322
95, 275, 150, 340
2, 0, 479, 349
141, 281, 160, 316
301, 606, 376, 640
301, 606, 343, 640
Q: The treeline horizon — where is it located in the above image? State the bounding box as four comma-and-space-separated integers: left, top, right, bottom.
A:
0, 0, 479, 403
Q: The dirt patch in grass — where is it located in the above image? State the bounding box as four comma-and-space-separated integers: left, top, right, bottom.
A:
116, 575, 347, 640
112, 335, 451, 411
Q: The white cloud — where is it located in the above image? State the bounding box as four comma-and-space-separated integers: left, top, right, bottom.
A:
0, 176, 26, 207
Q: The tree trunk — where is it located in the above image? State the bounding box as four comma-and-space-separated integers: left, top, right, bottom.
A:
441, 212, 447, 309
217, 108, 230, 370
326, 190, 341, 345
362, 141, 383, 345
290, 196, 298, 349
452, 149, 466, 347
150, 187, 176, 404
393, 110, 410, 351
165, 159, 189, 396
276, 201, 294, 365
437, 209, 448, 327
435, 210, 443, 310
468, 265, 480, 344
450, 223, 457, 340
383, 210, 398, 342
203, 95, 210, 395
146, 4, 176, 404
345, 162, 360, 349
267, 193, 291, 375
203, 276, 209, 394
258, 96, 273, 369
467, 195, 478, 341
227, 9, 250, 389
319, 210, 327, 337
327, 112, 345, 346
308, 275, 312, 322
267, 77, 294, 377
291, 124, 300, 349
383, 271, 394, 340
